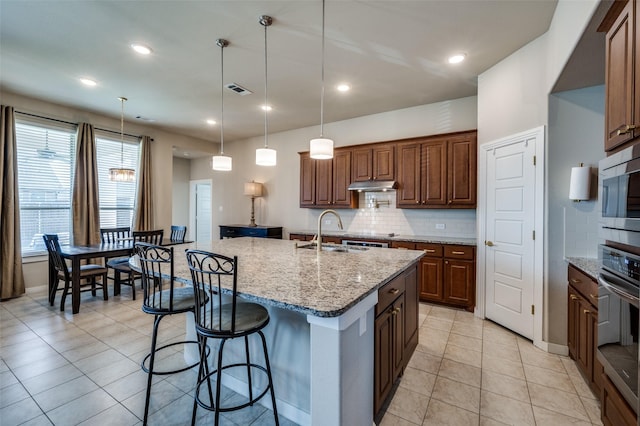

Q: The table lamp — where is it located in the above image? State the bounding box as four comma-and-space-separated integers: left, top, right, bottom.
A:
244, 181, 263, 227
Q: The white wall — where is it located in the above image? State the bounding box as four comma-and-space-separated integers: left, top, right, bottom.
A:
188, 96, 478, 237
172, 157, 190, 228
547, 85, 604, 343
477, 0, 602, 346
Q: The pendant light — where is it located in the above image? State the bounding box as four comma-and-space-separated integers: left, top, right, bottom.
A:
212, 38, 232, 171
109, 97, 136, 182
309, 0, 334, 160
256, 15, 277, 166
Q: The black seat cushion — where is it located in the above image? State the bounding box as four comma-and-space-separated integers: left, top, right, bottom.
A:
143, 286, 206, 313
200, 302, 269, 334
64, 264, 107, 277
106, 256, 129, 267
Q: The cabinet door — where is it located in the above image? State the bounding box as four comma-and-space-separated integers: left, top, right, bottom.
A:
567, 287, 580, 360
374, 309, 393, 415
315, 158, 333, 206
332, 149, 353, 207
352, 147, 373, 182
422, 140, 447, 206
602, 374, 637, 426
373, 144, 395, 180
605, 0, 636, 151
443, 259, 475, 309
392, 298, 405, 380
576, 297, 594, 382
420, 256, 443, 301
300, 153, 316, 207
403, 265, 419, 357
448, 135, 477, 207
590, 309, 602, 396
396, 142, 422, 206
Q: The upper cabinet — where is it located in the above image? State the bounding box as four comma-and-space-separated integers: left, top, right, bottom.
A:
299, 149, 358, 209
397, 131, 477, 208
352, 144, 395, 182
601, 0, 640, 152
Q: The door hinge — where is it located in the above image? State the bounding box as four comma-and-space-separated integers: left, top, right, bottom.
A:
532, 230, 535, 240
531, 305, 535, 315
533, 155, 536, 166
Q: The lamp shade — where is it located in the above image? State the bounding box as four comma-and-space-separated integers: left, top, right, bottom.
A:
212, 154, 232, 171
310, 137, 334, 159
244, 181, 263, 197
569, 166, 591, 200
256, 148, 276, 166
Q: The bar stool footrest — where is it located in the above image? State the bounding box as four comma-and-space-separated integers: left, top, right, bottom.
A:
195, 363, 271, 413
141, 340, 208, 376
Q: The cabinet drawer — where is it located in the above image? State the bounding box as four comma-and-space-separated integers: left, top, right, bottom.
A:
377, 275, 406, 316
568, 265, 598, 309
391, 241, 416, 250
415, 243, 443, 257
444, 245, 474, 260
289, 233, 311, 241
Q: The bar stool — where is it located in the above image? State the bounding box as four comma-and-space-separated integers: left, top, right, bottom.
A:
185, 249, 278, 426
134, 242, 208, 425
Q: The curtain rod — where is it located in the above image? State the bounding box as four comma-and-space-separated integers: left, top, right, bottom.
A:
16, 110, 144, 139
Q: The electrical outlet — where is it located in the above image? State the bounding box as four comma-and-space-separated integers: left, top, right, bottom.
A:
324, 219, 332, 225
435, 223, 445, 230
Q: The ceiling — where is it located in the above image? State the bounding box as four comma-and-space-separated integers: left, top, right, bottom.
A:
1, 1, 566, 147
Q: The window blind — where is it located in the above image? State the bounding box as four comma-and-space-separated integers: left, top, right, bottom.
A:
95, 130, 140, 229
15, 114, 77, 255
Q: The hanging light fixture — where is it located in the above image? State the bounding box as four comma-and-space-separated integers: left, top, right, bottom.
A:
212, 38, 232, 171
256, 15, 277, 166
310, 0, 334, 160
109, 97, 136, 182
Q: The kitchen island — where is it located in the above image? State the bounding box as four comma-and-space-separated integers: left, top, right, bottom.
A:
166, 237, 423, 426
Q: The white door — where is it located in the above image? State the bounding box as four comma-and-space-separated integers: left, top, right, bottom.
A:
485, 136, 537, 339
190, 180, 212, 242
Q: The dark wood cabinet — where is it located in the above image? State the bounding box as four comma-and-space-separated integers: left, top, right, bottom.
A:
397, 131, 477, 208
444, 258, 475, 308
601, 0, 640, 152
602, 374, 637, 426
219, 225, 283, 239
567, 265, 601, 397
374, 264, 418, 418
299, 149, 358, 209
352, 144, 395, 182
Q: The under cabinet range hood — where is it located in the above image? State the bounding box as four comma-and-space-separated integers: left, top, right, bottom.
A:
347, 180, 398, 192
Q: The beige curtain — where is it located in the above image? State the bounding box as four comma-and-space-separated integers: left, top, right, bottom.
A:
72, 123, 101, 246
134, 135, 153, 231
0, 105, 25, 299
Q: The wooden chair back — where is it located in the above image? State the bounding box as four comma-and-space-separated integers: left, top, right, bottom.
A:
100, 227, 131, 244
133, 229, 164, 245
170, 225, 187, 243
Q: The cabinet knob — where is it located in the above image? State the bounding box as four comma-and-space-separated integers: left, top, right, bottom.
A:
416, 201, 420, 204
583, 309, 590, 315
589, 293, 596, 300
388, 288, 400, 295
448, 200, 452, 204
451, 251, 465, 255
570, 278, 581, 284
424, 249, 436, 253
570, 295, 578, 300
485, 241, 494, 247
616, 124, 637, 136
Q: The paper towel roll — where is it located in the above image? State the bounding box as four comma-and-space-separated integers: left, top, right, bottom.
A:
569, 166, 590, 200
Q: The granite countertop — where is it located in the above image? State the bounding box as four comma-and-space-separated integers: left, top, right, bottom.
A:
289, 230, 476, 246
164, 238, 423, 318
565, 257, 598, 280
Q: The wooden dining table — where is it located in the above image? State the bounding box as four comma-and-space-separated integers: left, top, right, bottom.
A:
49, 242, 134, 314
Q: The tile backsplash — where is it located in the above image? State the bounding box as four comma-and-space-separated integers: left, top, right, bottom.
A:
315, 192, 477, 238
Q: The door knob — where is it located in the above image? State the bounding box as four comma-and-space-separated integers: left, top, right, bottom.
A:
485, 240, 494, 247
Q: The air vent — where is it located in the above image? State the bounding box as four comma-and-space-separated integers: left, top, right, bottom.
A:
225, 83, 253, 96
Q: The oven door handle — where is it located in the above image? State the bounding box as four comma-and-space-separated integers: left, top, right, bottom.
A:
598, 275, 640, 308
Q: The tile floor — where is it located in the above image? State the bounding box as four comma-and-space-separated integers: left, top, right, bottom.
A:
0, 286, 602, 425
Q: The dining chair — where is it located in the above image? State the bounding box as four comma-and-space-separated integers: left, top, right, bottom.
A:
111, 229, 164, 299
186, 249, 278, 426
134, 242, 206, 425
43, 234, 108, 311
101, 226, 131, 284
170, 225, 187, 243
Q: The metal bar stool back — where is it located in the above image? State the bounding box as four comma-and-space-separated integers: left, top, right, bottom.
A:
134, 242, 205, 425
185, 249, 279, 426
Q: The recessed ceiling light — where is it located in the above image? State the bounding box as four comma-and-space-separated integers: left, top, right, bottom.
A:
261, 105, 272, 111
448, 54, 466, 64
80, 78, 97, 87
206, 119, 217, 125
131, 43, 152, 55
337, 84, 350, 92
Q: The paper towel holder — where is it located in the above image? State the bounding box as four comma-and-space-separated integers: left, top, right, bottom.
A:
569, 163, 591, 202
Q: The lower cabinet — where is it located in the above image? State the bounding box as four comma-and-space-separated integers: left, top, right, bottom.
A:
602, 374, 637, 426
420, 244, 475, 311
374, 263, 418, 417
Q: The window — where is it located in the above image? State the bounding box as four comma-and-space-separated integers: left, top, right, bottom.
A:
15, 115, 77, 255
95, 131, 140, 229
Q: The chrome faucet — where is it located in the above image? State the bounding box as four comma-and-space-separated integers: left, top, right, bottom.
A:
316, 209, 343, 253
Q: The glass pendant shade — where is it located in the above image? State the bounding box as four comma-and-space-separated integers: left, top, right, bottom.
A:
212, 154, 232, 171
310, 138, 334, 159
256, 147, 276, 166
109, 167, 135, 182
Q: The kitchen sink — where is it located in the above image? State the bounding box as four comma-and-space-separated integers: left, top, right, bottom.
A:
296, 243, 368, 253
